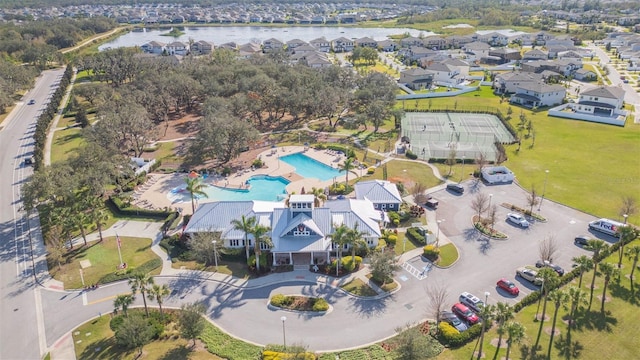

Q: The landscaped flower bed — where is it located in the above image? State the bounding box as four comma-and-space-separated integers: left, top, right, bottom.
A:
269, 294, 329, 312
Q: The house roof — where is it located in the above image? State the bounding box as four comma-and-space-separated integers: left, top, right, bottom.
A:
574, 68, 596, 75
497, 71, 542, 82
184, 201, 286, 234
426, 62, 455, 72
354, 180, 402, 204
401, 68, 432, 76
517, 81, 564, 94
581, 86, 625, 99
464, 41, 491, 51
524, 49, 548, 56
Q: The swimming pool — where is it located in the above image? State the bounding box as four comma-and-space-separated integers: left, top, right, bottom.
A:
279, 152, 343, 181
168, 175, 289, 203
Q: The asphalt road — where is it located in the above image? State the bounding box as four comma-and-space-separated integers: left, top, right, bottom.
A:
0, 68, 65, 360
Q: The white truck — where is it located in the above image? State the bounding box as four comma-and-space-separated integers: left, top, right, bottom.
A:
588, 218, 627, 236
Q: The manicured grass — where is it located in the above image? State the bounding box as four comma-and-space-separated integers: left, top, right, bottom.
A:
438, 239, 640, 360
170, 258, 252, 280
435, 243, 458, 267
49, 236, 161, 289
50, 126, 85, 164
340, 278, 378, 297
417, 86, 640, 224
73, 310, 226, 360
394, 231, 419, 256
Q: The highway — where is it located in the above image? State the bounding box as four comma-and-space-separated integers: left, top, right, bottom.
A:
0, 68, 65, 360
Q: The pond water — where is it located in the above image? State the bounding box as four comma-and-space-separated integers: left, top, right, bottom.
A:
98, 26, 434, 50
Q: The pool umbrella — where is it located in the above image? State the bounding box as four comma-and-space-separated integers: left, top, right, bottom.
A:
188, 171, 199, 179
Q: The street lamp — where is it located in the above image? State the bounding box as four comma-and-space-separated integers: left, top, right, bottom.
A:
618, 214, 629, 268
488, 194, 493, 214
212, 240, 218, 272
539, 170, 549, 211
435, 219, 442, 248
477, 291, 490, 360
460, 155, 465, 184
280, 316, 287, 349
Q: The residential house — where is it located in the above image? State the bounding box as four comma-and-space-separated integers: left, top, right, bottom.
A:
400, 36, 424, 48
405, 46, 437, 62
355, 37, 377, 48
486, 48, 522, 64
331, 37, 354, 53
493, 71, 543, 94
463, 42, 491, 61
441, 58, 470, 80
309, 37, 331, 52
475, 31, 510, 46
424, 62, 458, 83
354, 180, 402, 212
573, 68, 597, 81
448, 35, 474, 49
377, 40, 398, 52
290, 44, 317, 55
521, 59, 580, 77
286, 39, 307, 51
140, 40, 165, 54
423, 36, 448, 50
510, 82, 565, 108
399, 68, 434, 90
523, 49, 549, 60
166, 41, 188, 55
184, 195, 382, 267
303, 52, 333, 68
263, 38, 285, 52
238, 42, 262, 59
573, 86, 625, 117
191, 40, 214, 55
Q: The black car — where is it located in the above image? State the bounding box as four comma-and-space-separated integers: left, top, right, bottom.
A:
535, 260, 565, 276
446, 183, 464, 194
574, 235, 589, 246
440, 311, 468, 332
24, 157, 33, 165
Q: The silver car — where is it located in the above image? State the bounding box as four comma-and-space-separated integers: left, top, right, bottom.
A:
507, 213, 530, 228
440, 311, 469, 332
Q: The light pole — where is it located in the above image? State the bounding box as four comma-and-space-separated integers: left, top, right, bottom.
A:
435, 219, 442, 248
477, 291, 490, 360
460, 155, 465, 184
538, 169, 549, 211
280, 316, 287, 349
212, 240, 218, 272
488, 194, 493, 220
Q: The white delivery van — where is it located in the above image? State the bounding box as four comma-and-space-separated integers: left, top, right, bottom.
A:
588, 218, 626, 236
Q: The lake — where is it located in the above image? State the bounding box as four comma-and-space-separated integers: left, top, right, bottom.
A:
98, 26, 434, 50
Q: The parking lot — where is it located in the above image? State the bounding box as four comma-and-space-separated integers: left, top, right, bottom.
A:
418, 180, 619, 307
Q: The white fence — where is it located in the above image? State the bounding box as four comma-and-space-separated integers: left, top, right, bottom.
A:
548, 104, 627, 126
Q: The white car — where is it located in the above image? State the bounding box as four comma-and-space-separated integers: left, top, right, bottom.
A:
459, 292, 484, 313
516, 267, 542, 286
507, 213, 530, 228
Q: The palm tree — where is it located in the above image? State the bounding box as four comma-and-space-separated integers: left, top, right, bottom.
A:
251, 224, 271, 274
231, 215, 257, 261
534, 267, 559, 351
572, 255, 594, 289
587, 239, 607, 310
331, 224, 350, 276
339, 157, 355, 185
504, 321, 526, 360
345, 223, 368, 264
617, 226, 637, 269
547, 289, 569, 360
626, 245, 640, 282
598, 262, 619, 313
565, 286, 588, 340
88, 205, 109, 243
494, 302, 514, 352
477, 304, 495, 360
129, 273, 155, 317
148, 284, 171, 317
311, 187, 327, 207
114, 294, 134, 317
184, 176, 208, 214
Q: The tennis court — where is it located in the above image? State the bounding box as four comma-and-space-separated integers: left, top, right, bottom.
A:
401, 112, 516, 162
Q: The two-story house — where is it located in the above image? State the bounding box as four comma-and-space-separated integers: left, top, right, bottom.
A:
399, 68, 434, 90
191, 40, 215, 55
166, 41, 188, 55
493, 71, 543, 94
331, 37, 354, 53
309, 37, 331, 53
140, 41, 165, 54
263, 38, 285, 53
355, 37, 378, 48
572, 86, 626, 117
510, 82, 566, 108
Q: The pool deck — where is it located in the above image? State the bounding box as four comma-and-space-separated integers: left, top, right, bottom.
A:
134, 146, 357, 214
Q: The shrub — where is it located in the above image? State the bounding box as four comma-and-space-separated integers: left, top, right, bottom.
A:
110, 315, 124, 331
438, 321, 460, 338
423, 245, 440, 261
341, 256, 362, 272
270, 294, 288, 307
405, 150, 418, 160
263, 350, 316, 360
313, 298, 329, 311
252, 158, 264, 168
99, 258, 162, 284
406, 227, 426, 244
514, 291, 541, 312
388, 212, 400, 226
438, 323, 482, 348
386, 234, 398, 246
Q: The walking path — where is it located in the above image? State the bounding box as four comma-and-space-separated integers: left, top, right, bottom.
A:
44, 67, 76, 166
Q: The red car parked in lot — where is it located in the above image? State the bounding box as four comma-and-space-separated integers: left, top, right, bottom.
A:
451, 303, 480, 325
497, 278, 520, 296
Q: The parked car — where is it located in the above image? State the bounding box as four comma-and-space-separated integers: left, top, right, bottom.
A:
451, 303, 479, 325
507, 213, 530, 228
440, 310, 469, 332
574, 235, 590, 247
27, 99, 35, 105
496, 278, 520, 295
425, 198, 439, 209
459, 292, 485, 313
535, 260, 565, 276
446, 183, 464, 194
516, 267, 543, 286
24, 156, 34, 165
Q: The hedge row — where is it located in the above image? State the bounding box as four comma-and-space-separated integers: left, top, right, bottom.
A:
262, 350, 316, 360
108, 196, 173, 219
406, 227, 426, 244
98, 258, 162, 284
437, 322, 482, 348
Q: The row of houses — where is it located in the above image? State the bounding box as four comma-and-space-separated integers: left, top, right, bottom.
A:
184, 180, 403, 266
604, 33, 640, 67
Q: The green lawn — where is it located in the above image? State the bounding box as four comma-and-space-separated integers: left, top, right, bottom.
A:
438, 239, 640, 360
51, 127, 84, 164
419, 86, 640, 224
340, 278, 378, 297
436, 243, 458, 267
367, 158, 443, 190
50, 236, 161, 289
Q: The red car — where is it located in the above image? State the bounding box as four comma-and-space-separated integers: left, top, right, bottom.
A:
497, 278, 520, 296
451, 303, 480, 325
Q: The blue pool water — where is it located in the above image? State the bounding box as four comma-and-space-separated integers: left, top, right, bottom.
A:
169, 175, 289, 202
280, 152, 343, 181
